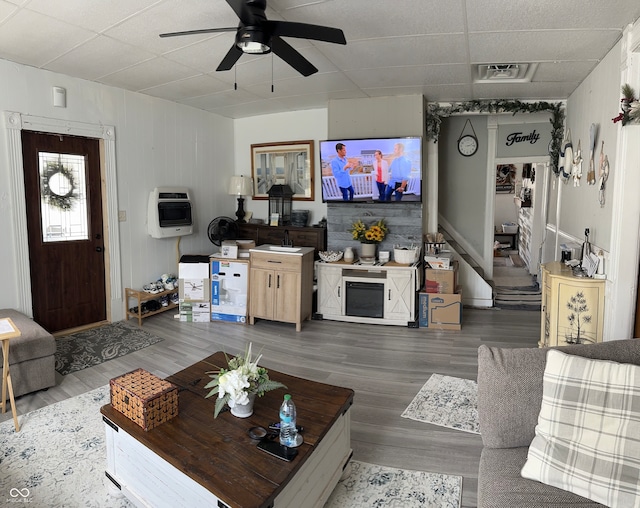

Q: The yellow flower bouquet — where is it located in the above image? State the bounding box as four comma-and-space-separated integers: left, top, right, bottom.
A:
350, 219, 388, 244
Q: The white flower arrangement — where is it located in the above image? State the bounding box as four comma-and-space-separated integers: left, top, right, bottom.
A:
204, 343, 286, 418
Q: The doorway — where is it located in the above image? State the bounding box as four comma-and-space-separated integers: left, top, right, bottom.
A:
493, 160, 547, 276
21, 131, 107, 333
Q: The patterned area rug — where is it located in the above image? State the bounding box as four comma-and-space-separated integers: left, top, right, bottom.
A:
401, 374, 479, 434
0, 386, 131, 507
55, 321, 163, 375
325, 461, 462, 508
0, 387, 461, 508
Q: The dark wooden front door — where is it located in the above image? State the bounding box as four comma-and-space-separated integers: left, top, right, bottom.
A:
21, 131, 107, 333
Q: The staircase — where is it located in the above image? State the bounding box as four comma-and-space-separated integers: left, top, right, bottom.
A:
436, 227, 494, 308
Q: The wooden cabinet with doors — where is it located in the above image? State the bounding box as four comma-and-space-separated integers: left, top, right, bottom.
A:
237, 223, 327, 255
315, 261, 421, 326
248, 246, 315, 331
540, 262, 605, 348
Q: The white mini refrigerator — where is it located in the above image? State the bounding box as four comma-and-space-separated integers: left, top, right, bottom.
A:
210, 258, 249, 323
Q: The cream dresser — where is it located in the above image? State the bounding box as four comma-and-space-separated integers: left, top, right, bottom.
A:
539, 261, 605, 348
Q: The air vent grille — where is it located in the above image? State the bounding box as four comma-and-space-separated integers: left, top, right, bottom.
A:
474, 63, 538, 83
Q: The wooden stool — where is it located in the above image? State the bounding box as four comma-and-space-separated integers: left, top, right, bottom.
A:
0, 317, 21, 432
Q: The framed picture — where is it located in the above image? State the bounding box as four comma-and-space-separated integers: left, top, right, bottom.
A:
251, 140, 314, 200
496, 164, 516, 193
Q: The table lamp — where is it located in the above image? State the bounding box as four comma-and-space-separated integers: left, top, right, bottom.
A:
228, 175, 253, 222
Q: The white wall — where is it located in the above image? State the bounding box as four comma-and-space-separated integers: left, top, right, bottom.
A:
233, 109, 328, 226
560, 42, 621, 252
495, 195, 519, 231
547, 23, 640, 340
0, 58, 234, 319
439, 115, 489, 257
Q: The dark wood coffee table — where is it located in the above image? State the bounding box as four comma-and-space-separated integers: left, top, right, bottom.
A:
100, 352, 354, 508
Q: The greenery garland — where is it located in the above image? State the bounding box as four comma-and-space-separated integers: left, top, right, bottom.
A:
426, 99, 565, 175
42, 162, 76, 210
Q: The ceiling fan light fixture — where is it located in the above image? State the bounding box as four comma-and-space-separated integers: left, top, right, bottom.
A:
237, 27, 270, 54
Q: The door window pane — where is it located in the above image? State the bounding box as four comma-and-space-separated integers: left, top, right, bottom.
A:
39, 152, 88, 243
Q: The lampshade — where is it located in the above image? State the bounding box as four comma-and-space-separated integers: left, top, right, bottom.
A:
228, 175, 253, 196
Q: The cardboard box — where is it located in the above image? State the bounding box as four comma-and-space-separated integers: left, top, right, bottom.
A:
424, 261, 458, 294
179, 259, 210, 302
179, 301, 211, 322
110, 368, 178, 431
210, 313, 247, 324
210, 259, 249, 323
424, 253, 453, 269
236, 239, 255, 259
419, 289, 463, 330
179, 313, 211, 323
221, 241, 239, 259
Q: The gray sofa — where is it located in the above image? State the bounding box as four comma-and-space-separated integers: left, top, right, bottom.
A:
0, 309, 56, 399
477, 338, 640, 507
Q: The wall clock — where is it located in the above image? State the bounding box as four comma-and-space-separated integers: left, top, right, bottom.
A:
457, 119, 478, 157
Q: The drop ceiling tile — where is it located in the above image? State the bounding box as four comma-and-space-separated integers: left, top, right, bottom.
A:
268, 0, 467, 40
472, 81, 579, 100
141, 74, 228, 101
0, 1, 18, 22
467, 0, 640, 31
223, 46, 340, 87
103, 0, 239, 55
469, 30, 621, 63
533, 61, 599, 82
161, 34, 239, 73
418, 84, 474, 102
181, 87, 264, 111
24, 0, 163, 32
46, 35, 156, 80
0, 9, 95, 67
245, 71, 358, 99
99, 57, 200, 91
209, 97, 293, 119
321, 34, 468, 70
0, 0, 639, 118
345, 64, 469, 88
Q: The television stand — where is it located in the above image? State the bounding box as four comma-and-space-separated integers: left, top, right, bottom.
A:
315, 261, 422, 326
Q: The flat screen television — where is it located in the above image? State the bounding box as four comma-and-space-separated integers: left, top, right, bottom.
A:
319, 136, 422, 203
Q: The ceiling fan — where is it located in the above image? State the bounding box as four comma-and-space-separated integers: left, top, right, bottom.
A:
159, 0, 346, 77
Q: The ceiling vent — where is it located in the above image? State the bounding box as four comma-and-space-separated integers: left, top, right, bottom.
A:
474, 63, 538, 83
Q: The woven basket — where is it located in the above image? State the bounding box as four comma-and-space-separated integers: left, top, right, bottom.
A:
319, 250, 344, 262
394, 247, 420, 265
110, 368, 178, 431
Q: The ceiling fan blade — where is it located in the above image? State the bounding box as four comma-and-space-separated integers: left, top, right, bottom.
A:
226, 0, 267, 26
267, 21, 346, 45
159, 27, 236, 38
271, 36, 317, 77
216, 44, 244, 71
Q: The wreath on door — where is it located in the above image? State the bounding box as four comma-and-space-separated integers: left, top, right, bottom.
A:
41, 162, 76, 210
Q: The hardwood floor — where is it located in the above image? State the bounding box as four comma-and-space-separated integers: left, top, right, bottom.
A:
2, 308, 541, 507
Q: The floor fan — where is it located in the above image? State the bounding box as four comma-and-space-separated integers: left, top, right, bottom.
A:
207, 217, 239, 246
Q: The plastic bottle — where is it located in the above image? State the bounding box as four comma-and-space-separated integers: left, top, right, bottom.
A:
596, 250, 605, 275
279, 394, 298, 447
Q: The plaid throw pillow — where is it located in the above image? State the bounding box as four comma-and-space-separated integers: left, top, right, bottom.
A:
521, 349, 640, 507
